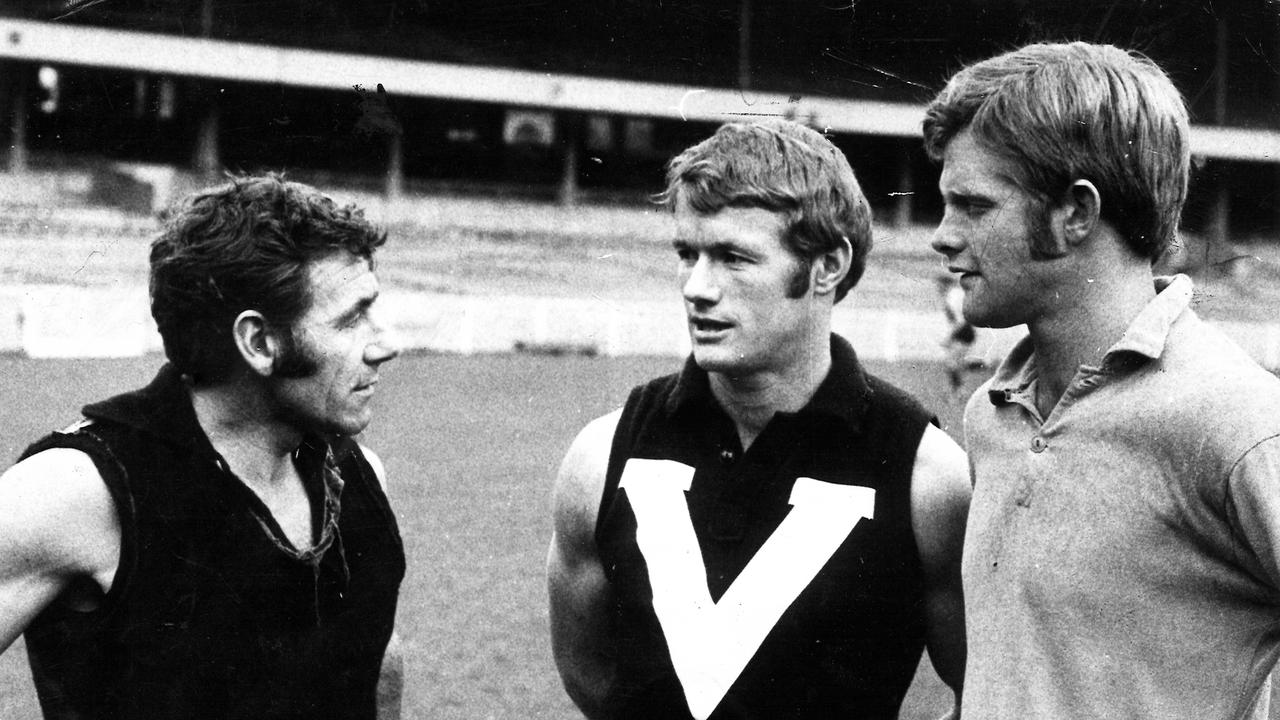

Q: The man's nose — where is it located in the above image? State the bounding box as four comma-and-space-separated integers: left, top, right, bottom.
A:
681, 256, 721, 305
930, 215, 964, 259
365, 309, 401, 364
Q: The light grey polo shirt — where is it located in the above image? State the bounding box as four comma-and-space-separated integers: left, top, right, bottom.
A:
961, 274, 1280, 719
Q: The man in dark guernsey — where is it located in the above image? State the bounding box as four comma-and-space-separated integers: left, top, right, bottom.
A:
547, 119, 971, 720
0, 174, 405, 720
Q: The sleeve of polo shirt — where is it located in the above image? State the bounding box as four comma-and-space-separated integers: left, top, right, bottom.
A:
1224, 434, 1280, 591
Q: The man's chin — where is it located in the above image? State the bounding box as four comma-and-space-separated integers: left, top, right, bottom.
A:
962, 297, 1028, 330
276, 403, 370, 438
691, 347, 741, 374
325, 415, 371, 438
964, 311, 1019, 331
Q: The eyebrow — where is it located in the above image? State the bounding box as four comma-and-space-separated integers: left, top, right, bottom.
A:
671, 238, 752, 255
940, 189, 986, 203
333, 292, 377, 326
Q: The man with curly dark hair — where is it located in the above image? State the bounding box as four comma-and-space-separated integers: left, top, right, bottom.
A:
0, 174, 405, 720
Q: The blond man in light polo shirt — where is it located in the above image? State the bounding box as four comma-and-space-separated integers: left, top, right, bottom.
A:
926, 41, 1280, 719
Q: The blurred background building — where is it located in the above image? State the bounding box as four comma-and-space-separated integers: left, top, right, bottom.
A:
0, 0, 1277, 257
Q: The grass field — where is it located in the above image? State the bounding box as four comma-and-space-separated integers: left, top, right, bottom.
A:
0, 351, 976, 719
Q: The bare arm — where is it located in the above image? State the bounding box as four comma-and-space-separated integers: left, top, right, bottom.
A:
910, 424, 972, 719
547, 410, 621, 720
0, 448, 120, 653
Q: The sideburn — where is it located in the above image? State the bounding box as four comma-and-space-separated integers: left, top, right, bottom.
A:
784, 258, 812, 299
1027, 197, 1069, 261
273, 329, 321, 379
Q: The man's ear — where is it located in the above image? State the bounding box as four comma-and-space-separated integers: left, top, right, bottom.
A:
1058, 179, 1101, 248
231, 310, 279, 378
811, 234, 853, 297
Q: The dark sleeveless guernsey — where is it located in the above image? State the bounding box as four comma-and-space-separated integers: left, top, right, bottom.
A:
18, 364, 405, 720
596, 335, 932, 720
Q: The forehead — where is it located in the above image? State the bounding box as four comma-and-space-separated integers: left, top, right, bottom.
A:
301, 252, 377, 318
672, 194, 789, 251
938, 128, 1025, 197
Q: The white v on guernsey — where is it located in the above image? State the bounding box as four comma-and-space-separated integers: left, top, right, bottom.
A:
619, 458, 876, 720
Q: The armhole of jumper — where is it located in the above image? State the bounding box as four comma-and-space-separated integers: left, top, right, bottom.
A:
902, 411, 932, 575
862, 378, 934, 575
339, 441, 401, 528
26, 427, 139, 620
593, 385, 644, 550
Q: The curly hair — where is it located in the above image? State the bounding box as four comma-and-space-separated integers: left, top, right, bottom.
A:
923, 42, 1190, 260
657, 120, 873, 303
149, 173, 387, 385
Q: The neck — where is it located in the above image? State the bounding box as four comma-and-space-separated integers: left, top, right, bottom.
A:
190, 376, 303, 488
1027, 252, 1155, 416
709, 333, 832, 451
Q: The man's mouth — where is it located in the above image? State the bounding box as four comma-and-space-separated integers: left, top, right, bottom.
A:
690, 318, 732, 333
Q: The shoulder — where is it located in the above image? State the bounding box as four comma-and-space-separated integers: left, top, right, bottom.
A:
909, 426, 972, 567
863, 371, 921, 404
864, 372, 930, 419
1164, 313, 1280, 396
857, 373, 934, 453
1154, 321, 1280, 453
552, 410, 622, 541
637, 370, 682, 394
6, 445, 108, 499
629, 371, 683, 414
1, 447, 120, 577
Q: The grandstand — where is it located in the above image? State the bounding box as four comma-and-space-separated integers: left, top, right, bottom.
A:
0, 0, 1277, 365
0, 1, 1279, 228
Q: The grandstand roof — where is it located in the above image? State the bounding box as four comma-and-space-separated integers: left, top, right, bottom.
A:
3, 0, 1278, 127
